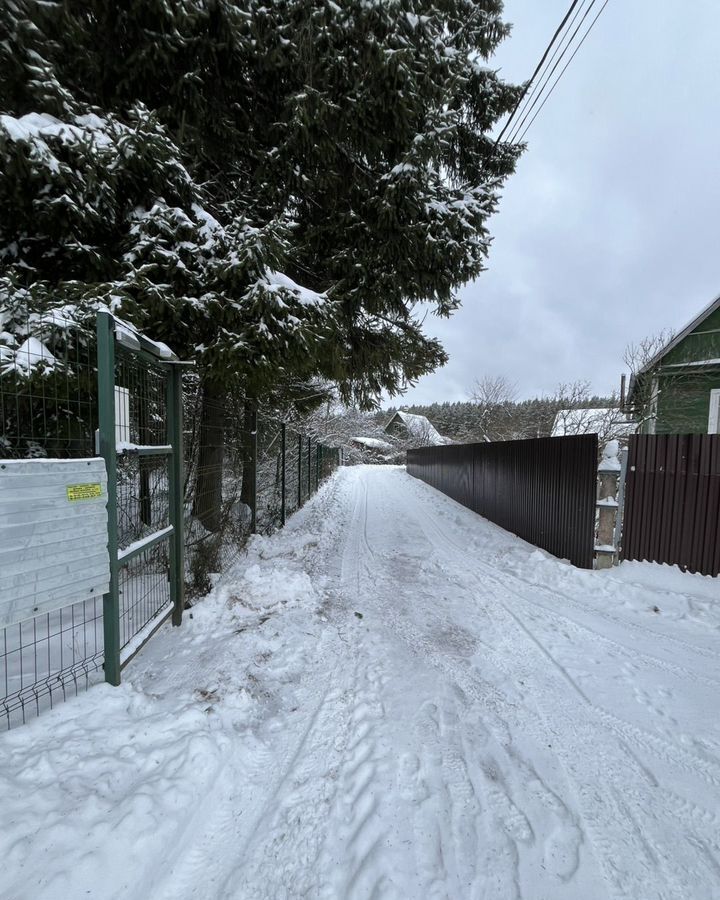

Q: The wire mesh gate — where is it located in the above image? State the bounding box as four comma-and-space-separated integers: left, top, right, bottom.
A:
97, 311, 186, 684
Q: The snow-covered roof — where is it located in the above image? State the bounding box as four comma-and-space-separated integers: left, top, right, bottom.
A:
551, 408, 636, 438
385, 411, 452, 445
350, 436, 393, 451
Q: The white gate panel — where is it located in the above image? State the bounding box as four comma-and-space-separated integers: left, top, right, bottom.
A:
0, 458, 110, 627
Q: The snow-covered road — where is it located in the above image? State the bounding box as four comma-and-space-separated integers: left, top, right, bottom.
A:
3, 466, 720, 900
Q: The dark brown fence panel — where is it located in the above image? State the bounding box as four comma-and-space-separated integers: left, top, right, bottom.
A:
407, 435, 597, 569
622, 434, 720, 576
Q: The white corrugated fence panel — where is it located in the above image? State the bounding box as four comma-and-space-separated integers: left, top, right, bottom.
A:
0, 458, 110, 628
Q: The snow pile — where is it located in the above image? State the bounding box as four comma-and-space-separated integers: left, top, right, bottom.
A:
598, 438, 622, 472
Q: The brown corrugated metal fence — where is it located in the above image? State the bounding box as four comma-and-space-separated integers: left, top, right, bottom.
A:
407, 435, 598, 569
622, 434, 720, 576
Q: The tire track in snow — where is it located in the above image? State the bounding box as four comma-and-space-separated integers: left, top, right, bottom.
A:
233, 676, 361, 899
234, 474, 387, 899
319, 659, 389, 900
414, 502, 720, 788
496, 596, 720, 792
489, 550, 720, 666
151, 474, 366, 900
513, 589, 720, 692
407, 474, 720, 666
152, 676, 349, 900
313, 469, 398, 900
409, 500, 708, 900
410, 699, 485, 899
341, 470, 533, 899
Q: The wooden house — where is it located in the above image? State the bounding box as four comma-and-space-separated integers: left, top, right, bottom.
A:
628, 294, 720, 434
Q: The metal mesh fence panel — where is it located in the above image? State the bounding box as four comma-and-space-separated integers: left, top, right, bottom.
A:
257, 414, 283, 533
1, 310, 103, 728
285, 427, 302, 518
0, 308, 97, 459
1, 597, 104, 730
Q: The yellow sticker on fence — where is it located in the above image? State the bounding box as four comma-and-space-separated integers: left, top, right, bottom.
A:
66, 483, 103, 502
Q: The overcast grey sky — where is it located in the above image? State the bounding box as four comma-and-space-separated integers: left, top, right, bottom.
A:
397, 0, 720, 405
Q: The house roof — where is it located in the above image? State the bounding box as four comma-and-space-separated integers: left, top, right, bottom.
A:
551, 408, 636, 438
636, 291, 720, 377
385, 411, 452, 445
349, 436, 393, 451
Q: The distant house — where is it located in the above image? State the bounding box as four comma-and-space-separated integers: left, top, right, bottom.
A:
384, 411, 452, 446
627, 294, 720, 434
349, 437, 394, 452
347, 436, 401, 465
551, 407, 636, 445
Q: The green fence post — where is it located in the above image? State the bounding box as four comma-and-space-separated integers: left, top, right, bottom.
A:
280, 423, 286, 526
298, 432, 303, 508
250, 408, 258, 533
167, 365, 185, 626
307, 437, 312, 496
97, 310, 121, 686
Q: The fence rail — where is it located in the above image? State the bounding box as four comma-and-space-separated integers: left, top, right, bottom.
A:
622, 433, 720, 576
407, 435, 598, 569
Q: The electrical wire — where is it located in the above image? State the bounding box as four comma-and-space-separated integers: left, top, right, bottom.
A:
514, 0, 610, 143
495, 0, 611, 145
495, 0, 584, 145
506, 0, 598, 143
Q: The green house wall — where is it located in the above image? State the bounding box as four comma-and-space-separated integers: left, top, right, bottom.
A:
652, 370, 720, 434
662, 306, 720, 366
638, 305, 720, 434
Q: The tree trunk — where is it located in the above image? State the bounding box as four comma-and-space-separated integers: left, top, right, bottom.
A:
192, 380, 225, 533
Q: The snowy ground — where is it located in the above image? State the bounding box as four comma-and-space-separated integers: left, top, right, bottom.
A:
3, 465, 720, 900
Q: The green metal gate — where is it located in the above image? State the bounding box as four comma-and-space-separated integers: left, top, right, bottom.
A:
97, 311, 186, 685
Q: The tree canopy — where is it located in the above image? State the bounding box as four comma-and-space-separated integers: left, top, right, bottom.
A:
1, 0, 522, 406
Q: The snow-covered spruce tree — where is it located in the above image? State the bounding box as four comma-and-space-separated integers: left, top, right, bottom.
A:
16, 0, 522, 398
2, 0, 522, 524
254, 1, 524, 403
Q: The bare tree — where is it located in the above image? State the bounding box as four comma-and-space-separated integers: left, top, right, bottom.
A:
623, 328, 675, 375
550, 380, 634, 448
468, 375, 519, 441
469, 375, 518, 408
623, 327, 719, 433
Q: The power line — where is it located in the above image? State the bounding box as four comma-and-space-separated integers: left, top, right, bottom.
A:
495, 0, 585, 146
514, 0, 610, 144
504, 0, 593, 138
495, 0, 611, 146
506, 0, 599, 143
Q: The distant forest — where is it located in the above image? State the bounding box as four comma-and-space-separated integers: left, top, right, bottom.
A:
382, 393, 616, 444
